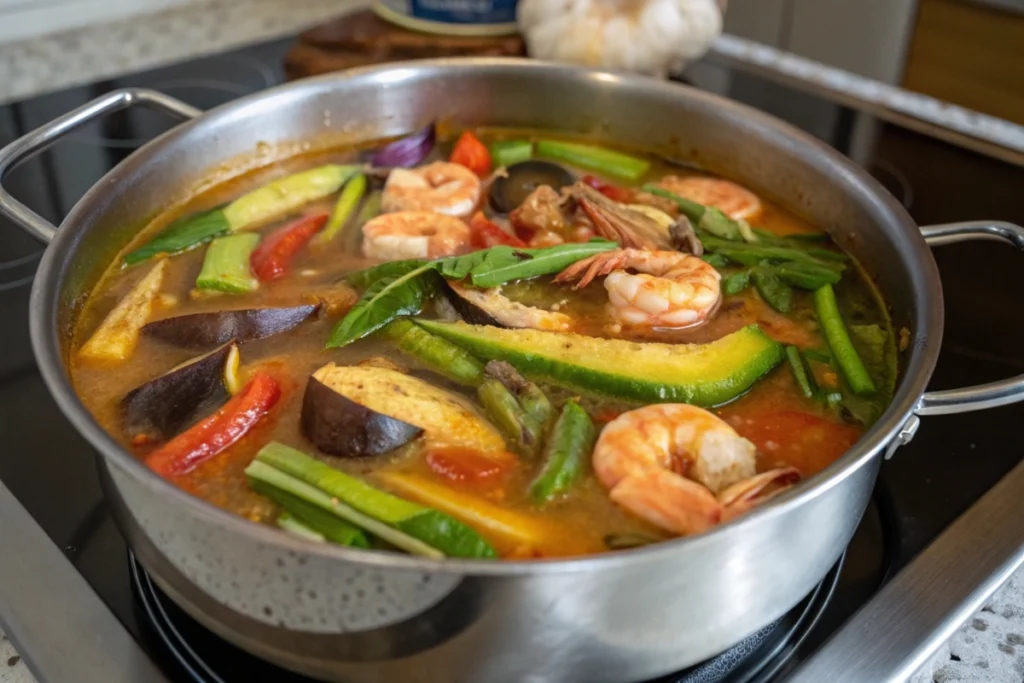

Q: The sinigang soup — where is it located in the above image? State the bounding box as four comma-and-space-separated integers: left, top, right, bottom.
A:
70, 127, 896, 559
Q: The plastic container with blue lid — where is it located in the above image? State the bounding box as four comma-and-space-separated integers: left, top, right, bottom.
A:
373, 0, 520, 36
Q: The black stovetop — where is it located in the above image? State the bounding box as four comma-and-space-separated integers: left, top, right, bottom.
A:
1, 35, 1022, 683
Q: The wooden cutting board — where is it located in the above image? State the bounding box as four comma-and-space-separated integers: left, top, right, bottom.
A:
285, 9, 526, 80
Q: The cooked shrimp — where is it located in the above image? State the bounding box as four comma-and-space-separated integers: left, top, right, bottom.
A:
362, 211, 471, 260
592, 404, 800, 535
381, 162, 481, 218
655, 175, 763, 221
555, 248, 721, 328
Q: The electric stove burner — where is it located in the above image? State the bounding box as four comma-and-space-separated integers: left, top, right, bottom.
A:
129, 553, 843, 683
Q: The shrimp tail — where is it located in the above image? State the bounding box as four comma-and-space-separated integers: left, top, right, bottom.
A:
608, 470, 723, 536
554, 249, 630, 288
719, 467, 801, 521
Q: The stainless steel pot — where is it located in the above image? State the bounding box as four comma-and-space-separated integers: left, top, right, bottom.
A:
2, 59, 1023, 683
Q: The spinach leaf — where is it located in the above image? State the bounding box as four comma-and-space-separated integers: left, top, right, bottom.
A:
330, 240, 617, 348
327, 264, 437, 347
346, 259, 426, 289
468, 240, 616, 288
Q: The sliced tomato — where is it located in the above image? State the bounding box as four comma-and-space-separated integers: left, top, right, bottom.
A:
250, 213, 328, 282
727, 410, 861, 476
582, 174, 633, 203
450, 131, 492, 176
469, 212, 526, 249
426, 447, 511, 485
145, 372, 281, 478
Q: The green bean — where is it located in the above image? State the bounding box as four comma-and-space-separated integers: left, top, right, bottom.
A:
315, 173, 367, 245
773, 262, 842, 289
536, 140, 650, 181
529, 400, 596, 503
478, 379, 544, 457
752, 267, 793, 313
277, 513, 325, 542
785, 346, 818, 399
813, 284, 876, 395
703, 253, 729, 268
722, 270, 751, 295
383, 319, 484, 386
802, 348, 833, 365
701, 236, 845, 271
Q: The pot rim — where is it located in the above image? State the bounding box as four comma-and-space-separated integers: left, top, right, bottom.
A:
29, 57, 942, 576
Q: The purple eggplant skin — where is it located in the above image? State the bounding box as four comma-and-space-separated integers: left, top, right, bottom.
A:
439, 280, 506, 328
142, 304, 319, 349
121, 343, 235, 443
300, 377, 423, 457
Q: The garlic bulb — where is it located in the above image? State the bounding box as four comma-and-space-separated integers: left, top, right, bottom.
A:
517, 0, 724, 77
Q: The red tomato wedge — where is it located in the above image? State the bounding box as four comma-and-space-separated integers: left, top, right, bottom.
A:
426, 447, 511, 485
582, 175, 633, 203
250, 213, 328, 282
450, 131, 492, 176
145, 372, 281, 478
469, 212, 526, 249
727, 410, 861, 476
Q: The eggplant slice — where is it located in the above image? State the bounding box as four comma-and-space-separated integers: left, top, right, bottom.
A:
301, 377, 423, 457
443, 280, 571, 331
302, 363, 505, 457
121, 342, 236, 443
142, 304, 319, 349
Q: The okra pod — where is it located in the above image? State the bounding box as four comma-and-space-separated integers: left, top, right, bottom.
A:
195, 233, 260, 293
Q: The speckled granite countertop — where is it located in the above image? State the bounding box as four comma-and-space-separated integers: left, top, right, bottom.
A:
0, 0, 364, 105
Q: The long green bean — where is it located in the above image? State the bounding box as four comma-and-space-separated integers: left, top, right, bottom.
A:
813, 284, 876, 395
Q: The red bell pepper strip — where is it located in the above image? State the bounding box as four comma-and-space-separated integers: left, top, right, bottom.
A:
450, 131, 492, 177
146, 372, 281, 478
582, 175, 634, 203
250, 213, 328, 282
469, 212, 526, 249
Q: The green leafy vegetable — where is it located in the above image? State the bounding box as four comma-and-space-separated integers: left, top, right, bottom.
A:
752, 267, 793, 312
330, 241, 617, 348
124, 209, 230, 265
327, 264, 437, 348
703, 253, 729, 268
722, 270, 751, 295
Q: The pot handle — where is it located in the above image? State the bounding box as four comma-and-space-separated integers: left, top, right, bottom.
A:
0, 88, 201, 244
917, 221, 1024, 415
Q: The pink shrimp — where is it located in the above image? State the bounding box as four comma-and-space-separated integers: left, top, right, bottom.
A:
592, 404, 800, 536
555, 248, 721, 328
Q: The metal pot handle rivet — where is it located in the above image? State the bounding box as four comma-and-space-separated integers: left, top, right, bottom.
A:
916, 221, 1024, 416
0, 88, 201, 245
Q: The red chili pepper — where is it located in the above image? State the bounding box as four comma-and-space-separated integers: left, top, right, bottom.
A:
145, 372, 281, 478
250, 213, 328, 282
469, 212, 526, 249
450, 131, 492, 176
582, 174, 634, 203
